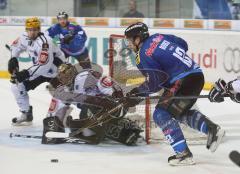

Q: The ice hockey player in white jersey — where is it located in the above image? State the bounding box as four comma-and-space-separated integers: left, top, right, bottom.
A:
209, 78, 240, 103
8, 17, 65, 126
42, 63, 142, 145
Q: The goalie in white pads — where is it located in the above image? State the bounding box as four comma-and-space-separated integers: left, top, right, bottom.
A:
42, 63, 142, 145
8, 17, 65, 126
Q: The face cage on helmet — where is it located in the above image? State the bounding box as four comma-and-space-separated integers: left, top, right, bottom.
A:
57, 67, 77, 86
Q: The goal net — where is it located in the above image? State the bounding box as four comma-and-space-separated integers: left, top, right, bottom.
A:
109, 34, 207, 145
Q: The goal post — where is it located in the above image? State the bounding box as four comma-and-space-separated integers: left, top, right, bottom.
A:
109, 34, 152, 144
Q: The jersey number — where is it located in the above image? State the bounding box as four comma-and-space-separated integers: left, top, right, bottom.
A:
173, 47, 192, 68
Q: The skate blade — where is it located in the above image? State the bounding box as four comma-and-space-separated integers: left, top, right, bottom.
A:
169, 158, 196, 166
210, 129, 226, 153
12, 121, 32, 126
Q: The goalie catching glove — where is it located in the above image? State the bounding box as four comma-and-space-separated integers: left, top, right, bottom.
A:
122, 87, 144, 108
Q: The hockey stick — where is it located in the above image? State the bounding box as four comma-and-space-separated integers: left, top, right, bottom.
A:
5, 44, 11, 51
46, 101, 126, 139
127, 94, 210, 100
9, 133, 89, 144
5, 44, 19, 84
10, 133, 42, 139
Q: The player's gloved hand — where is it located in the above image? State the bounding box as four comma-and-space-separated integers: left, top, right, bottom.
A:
63, 34, 74, 44
225, 80, 240, 103
208, 79, 227, 102
124, 87, 143, 108
10, 69, 30, 83
8, 57, 19, 74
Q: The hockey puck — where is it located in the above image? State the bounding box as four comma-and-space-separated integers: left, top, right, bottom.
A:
51, 159, 59, 163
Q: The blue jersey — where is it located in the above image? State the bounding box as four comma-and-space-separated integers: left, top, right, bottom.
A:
47, 22, 87, 56
136, 33, 202, 95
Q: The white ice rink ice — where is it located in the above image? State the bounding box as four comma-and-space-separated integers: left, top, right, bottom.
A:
0, 78, 239, 174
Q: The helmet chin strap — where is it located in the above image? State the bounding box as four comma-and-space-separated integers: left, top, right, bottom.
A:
135, 39, 142, 52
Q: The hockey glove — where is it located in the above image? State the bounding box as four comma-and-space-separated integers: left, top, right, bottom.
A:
225, 80, 240, 103
8, 57, 19, 74
10, 69, 30, 83
124, 87, 143, 108
63, 34, 74, 44
208, 79, 227, 103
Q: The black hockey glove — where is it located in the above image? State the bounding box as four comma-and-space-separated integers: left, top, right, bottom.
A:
124, 87, 143, 108
63, 34, 74, 44
208, 79, 227, 103
8, 57, 19, 74
225, 80, 240, 103
10, 69, 30, 83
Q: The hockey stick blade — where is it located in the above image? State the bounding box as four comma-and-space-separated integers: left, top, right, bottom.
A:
5, 44, 11, 51
45, 132, 99, 144
46, 132, 70, 138
9, 133, 42, 139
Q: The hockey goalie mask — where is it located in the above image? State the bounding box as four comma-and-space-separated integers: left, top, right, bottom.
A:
57, 64, 78, 86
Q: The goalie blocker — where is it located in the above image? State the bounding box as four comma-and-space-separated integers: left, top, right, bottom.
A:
42, 63, 143, 146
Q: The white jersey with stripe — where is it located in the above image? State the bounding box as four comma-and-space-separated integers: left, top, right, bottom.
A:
48, 71, 115, 116
11, 32, 65, 80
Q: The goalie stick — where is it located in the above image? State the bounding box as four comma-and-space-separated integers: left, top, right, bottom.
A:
9, 133, 92, 144
46, 101, 126, 139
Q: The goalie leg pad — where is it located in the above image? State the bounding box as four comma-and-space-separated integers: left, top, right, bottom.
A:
104, 118, 143, 146
42, 116, 65, 144
67, 117, 105, 144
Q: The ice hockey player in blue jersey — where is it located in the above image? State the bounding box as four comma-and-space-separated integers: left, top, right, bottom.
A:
46, 12, 91, 69
124, 22, 225, 166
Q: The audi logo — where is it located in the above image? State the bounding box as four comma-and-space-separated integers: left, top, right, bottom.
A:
223, 48, 240, 73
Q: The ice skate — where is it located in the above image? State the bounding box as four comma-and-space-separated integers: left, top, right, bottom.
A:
12, 106, 33, 126
168, 147, 196, 166
207, 124, 225, 153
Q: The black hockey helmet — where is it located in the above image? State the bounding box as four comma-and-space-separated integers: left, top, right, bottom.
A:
57, 12, 69, 19
124, 22, 149, 42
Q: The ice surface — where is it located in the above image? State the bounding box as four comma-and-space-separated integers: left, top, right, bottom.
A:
0, 79, 239, 174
